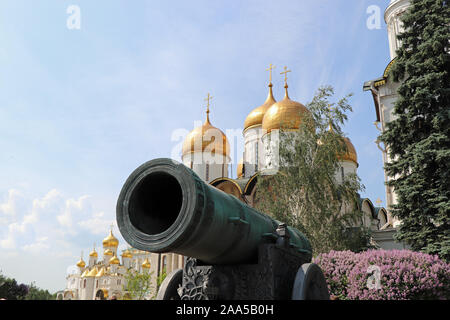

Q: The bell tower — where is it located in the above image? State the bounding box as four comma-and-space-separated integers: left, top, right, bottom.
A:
385, 0, 411, 59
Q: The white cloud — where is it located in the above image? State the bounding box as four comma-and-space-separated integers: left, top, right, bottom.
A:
0, 188, 115, 255
22, 236, 50, 254
78, 211, 114, 235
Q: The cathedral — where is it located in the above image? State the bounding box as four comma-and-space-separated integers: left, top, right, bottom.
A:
58, 229, 164, 300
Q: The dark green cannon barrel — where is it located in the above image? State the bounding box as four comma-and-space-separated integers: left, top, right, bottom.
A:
116, 158, 312, 265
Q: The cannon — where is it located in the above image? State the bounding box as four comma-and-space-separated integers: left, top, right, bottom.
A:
116, 158, 329, 300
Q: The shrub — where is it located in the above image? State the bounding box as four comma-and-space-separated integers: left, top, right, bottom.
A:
313, 249, 450, 300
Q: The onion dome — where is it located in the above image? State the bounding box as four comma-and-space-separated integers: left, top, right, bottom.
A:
121, 249, 133, 259
104, 249, 113, 256
102, 230, 119, 248
141, 258, 151, 269
85, 267, 98, 277
262, 67, 310, 134
338, 137, 358, 165
244, 84, 276, 132
76, 258, 86, 268
109, 255, 120, 265
182, 94, 230, 158
89, 248, 98, 258
237, 158, 244, 179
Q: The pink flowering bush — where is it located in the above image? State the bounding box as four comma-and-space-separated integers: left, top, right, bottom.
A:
313, 249, 450, 300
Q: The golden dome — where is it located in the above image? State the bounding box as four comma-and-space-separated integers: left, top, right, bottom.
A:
182, 98, 230, 158
142, 258, 151, 269
104, 249, 113, 256
338, 137, 358, 164
102, 230, 119, 248
182, 118, 230, 158
262, 86, 310, 134
121, 249, 133, 259
89, 248, 98, 258
237, 158, 244, 179
244, 84, 276, 132
109, 255, 120, 265
76, 258, 86, 268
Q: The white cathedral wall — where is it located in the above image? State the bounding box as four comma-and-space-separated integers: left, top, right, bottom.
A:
182, 152, 230, 182
243, 126, 265, 177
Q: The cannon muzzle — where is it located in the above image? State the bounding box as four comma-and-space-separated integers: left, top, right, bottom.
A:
116, 158, 311, 265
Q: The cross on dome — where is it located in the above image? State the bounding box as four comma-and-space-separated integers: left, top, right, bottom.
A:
266, 64, 276, 84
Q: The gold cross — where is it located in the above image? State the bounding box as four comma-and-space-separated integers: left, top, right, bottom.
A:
110, 223, 114, 232
375, 198, 383, 206
204, 93, 213, 114
266, 64, 276, 83
280, 66, 291, 85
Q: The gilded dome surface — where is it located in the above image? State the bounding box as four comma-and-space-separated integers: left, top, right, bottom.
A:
102, 230, 119, 247
244, 84, 276, 132
89, 249, 98, 258
109, 255, 120, 265
182, 116, 230, 157
262, 88, 310, 134
76, 258, 86, 268
338, 137, 358, 164
121, 249, 133, 259
142, 258, 151, 269
104, 249, 113, 256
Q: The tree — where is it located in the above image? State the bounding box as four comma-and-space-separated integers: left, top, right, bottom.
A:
24, 282, 55, 300
380, 0, 450, 261
0, 272, 29, 300
254, 86, 369, 255
122, 269, 155, 300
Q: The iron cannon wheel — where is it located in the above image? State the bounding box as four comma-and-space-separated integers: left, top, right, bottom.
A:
291, 263, 330, 300
156, 268, 183, 300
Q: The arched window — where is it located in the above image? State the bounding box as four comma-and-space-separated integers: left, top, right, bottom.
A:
83, 279, 86, 288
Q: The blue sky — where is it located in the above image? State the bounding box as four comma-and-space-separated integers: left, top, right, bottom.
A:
0, 0, 392, 292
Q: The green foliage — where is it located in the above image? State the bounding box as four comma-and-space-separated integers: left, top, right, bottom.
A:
122, 269, 155, 300
24, 282, 55, 300
0, 271, 54, 300
0, 272, 28, 300
254, 86, 368, 255
156, 268, 167, 291
380, 0, 450, 261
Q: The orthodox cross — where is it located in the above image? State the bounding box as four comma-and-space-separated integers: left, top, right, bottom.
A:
375, 198, 383, 206
204, 93, 213, 120
280, 66, 291, 86
266, 64, 276, 83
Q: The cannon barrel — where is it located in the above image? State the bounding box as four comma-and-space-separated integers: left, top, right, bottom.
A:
116, 158, 312, 265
